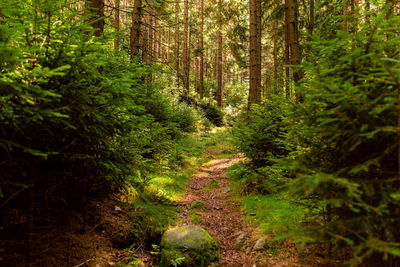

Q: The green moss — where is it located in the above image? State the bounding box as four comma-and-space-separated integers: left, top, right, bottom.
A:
190, 200, 205, 209
188, 210, 202, 224
160, 226, 220, 267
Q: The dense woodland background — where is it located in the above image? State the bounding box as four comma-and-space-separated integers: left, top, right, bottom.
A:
0, 0, 400, 266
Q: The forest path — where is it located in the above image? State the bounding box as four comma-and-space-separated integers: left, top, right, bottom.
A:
177, 149, 259, 267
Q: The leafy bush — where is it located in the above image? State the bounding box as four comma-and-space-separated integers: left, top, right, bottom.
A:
172, 103, 198, 133
231, 95, 290, 167
0, 2, 196, 265
280, 12, 400, 264
199, 101, 224, 127
228, 162, 287, 194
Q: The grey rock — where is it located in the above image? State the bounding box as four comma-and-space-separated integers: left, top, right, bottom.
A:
235, 232, 247, 248
160, 225, 220, 267
222, 187, 232, 193
253, 237, 268, 251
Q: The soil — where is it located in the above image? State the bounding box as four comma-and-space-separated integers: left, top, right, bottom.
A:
175, 148, 325, 267
178, 153, 256, 266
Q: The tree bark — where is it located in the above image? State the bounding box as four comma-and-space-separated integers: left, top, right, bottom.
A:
199, 0, 204, 99
85, 0, 104, 37
114, 0, 120, 49
217, 29, 223, 107
286, 0, 303, 101
149, 0, 154, 62
273, 19, 278, 88
285, 5, 290, 98
130, 0, 142, 58
183, 0, 190, 96
248, 0, 262, 109
175, 0, 180, 88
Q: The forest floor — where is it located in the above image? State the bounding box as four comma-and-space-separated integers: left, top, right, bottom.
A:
178, 151, 257, 266
29, 130, 326, 267
173, 143, 309, 267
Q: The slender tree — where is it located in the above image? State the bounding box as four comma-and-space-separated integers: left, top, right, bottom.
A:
130, 0, 142, 58
175, 0, 180, 88
183, 0, 190, 95
85, 0, 105, 37
286, 0, 303, 101
284, 4, 290, 98
199, 0, 204, 99
273, 19, 278, 88
114, 0, 120, 49
217, 0, 224, 107
248, 0, 262, 108
149, 0, 155, 62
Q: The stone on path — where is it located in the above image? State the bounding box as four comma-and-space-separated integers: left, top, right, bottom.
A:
160, 225, 220, 267
222, 187, 232, 193
235, 232, 247, 248
253, 237, 268, 251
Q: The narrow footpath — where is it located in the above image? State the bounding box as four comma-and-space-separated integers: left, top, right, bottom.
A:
177, 151, 259, 267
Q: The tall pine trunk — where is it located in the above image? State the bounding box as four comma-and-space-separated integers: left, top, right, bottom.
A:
217, 30, 223, 107
217, 0, 223, 107
85, 0, 104, 37
248, 0, 262, 109
285, 6, 290, 98
286, 0, 303, 101
175, 0, 180, 88
199, 0, 204, 99
149, 0, 154, 62
130, 0, 142, 58
273, 19, 278, 89
114, 0, 120, 49
183, 0, 189, 96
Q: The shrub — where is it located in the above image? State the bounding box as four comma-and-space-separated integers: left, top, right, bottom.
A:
281, 12, 400, 264
231, 95, 290, 168
199, 101, 224, 127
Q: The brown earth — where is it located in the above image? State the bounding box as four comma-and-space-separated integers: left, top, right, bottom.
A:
178, 154, 258, 266
175, 149, 328, 267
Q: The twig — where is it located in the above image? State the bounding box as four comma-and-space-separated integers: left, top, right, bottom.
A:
73, 257, 94, 267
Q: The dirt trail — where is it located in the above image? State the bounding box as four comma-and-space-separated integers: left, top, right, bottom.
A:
178, 152, 259, 267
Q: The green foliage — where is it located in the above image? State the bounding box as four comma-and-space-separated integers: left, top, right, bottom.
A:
280, 11, 400, 264
228, 162, 287, 195
170, 257, 186, 267
0, 3, 199, 265
231, 95, 290, 167
242, 191, 305, 240
231, 4, 400, 264
199, 100, 225, 127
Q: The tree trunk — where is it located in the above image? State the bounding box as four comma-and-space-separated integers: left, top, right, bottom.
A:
308, 0, 314, 40
285, 6, 290, 98
85, 0, 104, 37
342, 1, 349, 32
273, 19, 278, 88
248, 0, 262, 109
114, 0, 120, 49
217, 0, 223, 108
175, 0, 180, 88
149, 0, 154, 62
199, 0, 204, 99
286, 0, 303, 101
154, 18, 159, 60
217, 29, 223, 107
130, 0, 142, 58
183, 0, 189, 96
